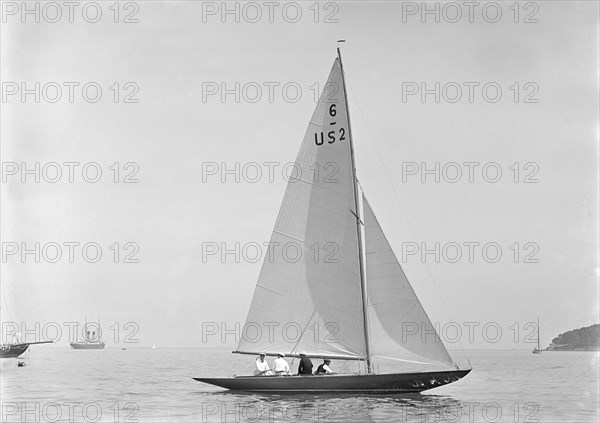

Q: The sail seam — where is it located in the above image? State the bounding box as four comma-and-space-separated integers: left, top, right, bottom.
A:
272, 230, 305, 244
288, 177, 316, 186
256, 284, 284, 296
309, 119, 326, 127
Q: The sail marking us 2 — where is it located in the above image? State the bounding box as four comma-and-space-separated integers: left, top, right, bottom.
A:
314, 104, 346, 146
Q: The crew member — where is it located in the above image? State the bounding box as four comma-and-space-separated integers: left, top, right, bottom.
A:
315, 359, 333, 374
254, 353, 273, 376
273, 353, 291, 375
297, 352, 313, 375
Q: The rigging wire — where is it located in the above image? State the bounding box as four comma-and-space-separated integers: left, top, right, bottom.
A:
2, 225, 48, 324
22, 262, 47, 322
1, 283, 14, 323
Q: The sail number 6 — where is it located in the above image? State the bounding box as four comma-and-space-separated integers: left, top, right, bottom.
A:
314, 104, 346, 146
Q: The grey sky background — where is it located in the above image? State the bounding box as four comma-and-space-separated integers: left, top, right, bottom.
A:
1, 1, 598, 350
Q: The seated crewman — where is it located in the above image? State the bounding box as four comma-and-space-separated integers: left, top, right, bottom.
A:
254, 352, 273, 376
315, 359, 333, 374
297, 352, 313, 375
273, 353, 290, 375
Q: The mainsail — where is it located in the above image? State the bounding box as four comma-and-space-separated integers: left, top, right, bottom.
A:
363, 195, 454, 367
235, 59, 367, 359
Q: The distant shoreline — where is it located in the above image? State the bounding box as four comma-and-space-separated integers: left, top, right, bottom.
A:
545, 324, 599, 352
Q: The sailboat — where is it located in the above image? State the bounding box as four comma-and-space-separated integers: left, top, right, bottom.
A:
70, 317, 105, 350
193, 47, 471, 393
1, 262, 53, 358
0, 340, 52, 358
0, 308, 52, 360
533, 318, 542, 354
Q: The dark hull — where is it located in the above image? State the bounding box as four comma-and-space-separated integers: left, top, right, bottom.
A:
193, 369, 470, 393
0, 344, 29, 358
70, 342, 105, 350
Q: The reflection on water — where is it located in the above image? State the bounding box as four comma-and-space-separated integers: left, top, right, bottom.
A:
195, 391, 471, 423
1, 348, 598, 422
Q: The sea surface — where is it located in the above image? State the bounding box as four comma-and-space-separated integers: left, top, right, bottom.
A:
1, 348, 598, 423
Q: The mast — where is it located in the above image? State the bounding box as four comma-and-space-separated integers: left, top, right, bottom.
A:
337, 43, 373, 373
537, 318, 540, 351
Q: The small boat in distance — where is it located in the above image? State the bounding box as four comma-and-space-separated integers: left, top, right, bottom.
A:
533, 318, 542, 354
193, 46, 471, 393
152, 344, 157, 349
70, 317, 105, 350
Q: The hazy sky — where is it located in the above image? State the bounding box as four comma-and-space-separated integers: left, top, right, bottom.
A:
1, 1, 598, 353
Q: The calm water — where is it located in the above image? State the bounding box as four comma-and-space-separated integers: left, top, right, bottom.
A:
1, 348, 598, 422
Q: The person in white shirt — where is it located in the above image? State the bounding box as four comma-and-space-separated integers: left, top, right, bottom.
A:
273, 353, 290, 375
254, 353, 273, 376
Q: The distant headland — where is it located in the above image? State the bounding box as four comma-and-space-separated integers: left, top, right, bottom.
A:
545, 324, 599, 351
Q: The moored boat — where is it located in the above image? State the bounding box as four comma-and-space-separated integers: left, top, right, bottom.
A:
70, 317, 105, 350
70, 342, 105, 350
533, 318, 542, 354
0, 341, 52, 359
